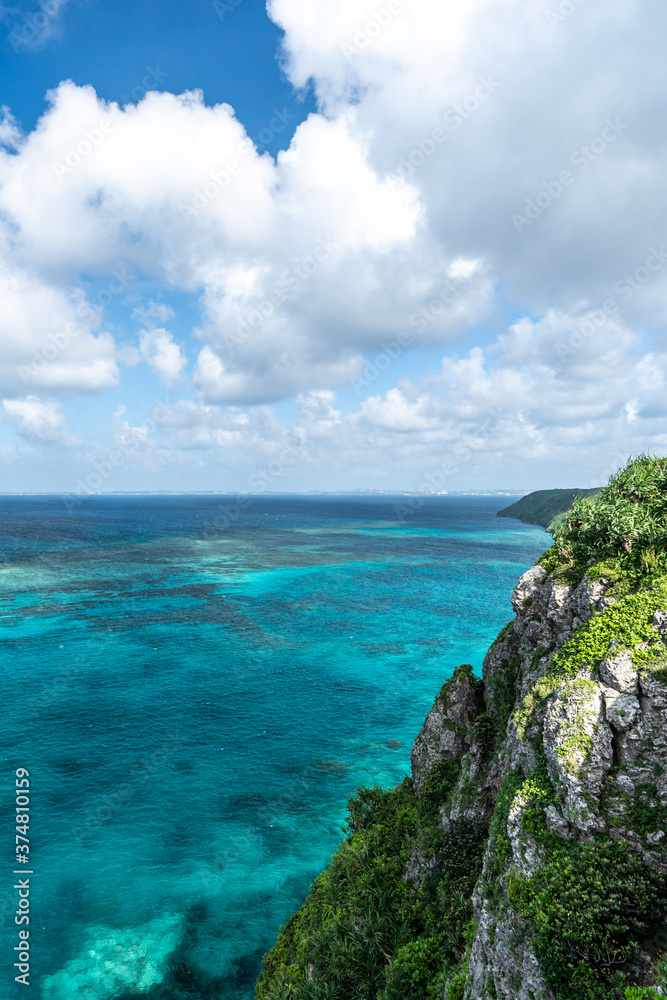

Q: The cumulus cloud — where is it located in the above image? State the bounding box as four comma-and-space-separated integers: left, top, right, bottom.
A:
0, 80, 488, 405
132, 300, 176, 325
138, 329, 187, 386
269, 0, 667, 316
2, 396, 80, 446
1, 0, 666, 485
0, 242, 119, 397
0, 107, 21, 149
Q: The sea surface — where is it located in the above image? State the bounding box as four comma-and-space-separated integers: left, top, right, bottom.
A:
0, 495, 547, 999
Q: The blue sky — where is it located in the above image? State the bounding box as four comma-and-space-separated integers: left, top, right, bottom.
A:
0, 0, 665, 493
0, 0, 314, 148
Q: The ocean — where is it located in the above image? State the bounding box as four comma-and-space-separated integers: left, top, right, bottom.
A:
0, 494, 547, 999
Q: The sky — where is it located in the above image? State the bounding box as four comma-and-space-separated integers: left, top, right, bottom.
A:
0, 0, 666, 494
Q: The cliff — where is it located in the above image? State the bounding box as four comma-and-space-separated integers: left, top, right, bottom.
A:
497, 488, 601, 531
256, 455, 667, 1000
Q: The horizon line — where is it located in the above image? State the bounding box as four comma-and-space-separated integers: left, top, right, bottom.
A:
0, 488, 544, 497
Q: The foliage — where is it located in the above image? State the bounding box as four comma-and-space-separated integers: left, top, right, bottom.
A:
482, 769, 524, 906
538, 544, 563, 575
624, 782, 667, 838
416, 759, 462, 826
548, 455, 667, 590
474, 713, 497, 762
658, 957, 667, 992
445, 957, 469, 1000
488, 657, 520, 739
497, 488, 601, 529
515, 578, 667, 738
515, 839, 667, 999
624, 988, 662, 999
383, 936, 450, 1000
420, 821, 487, 946
256, 765, 489, 1000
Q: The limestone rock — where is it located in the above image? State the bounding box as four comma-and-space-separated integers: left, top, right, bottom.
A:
544, 804, 570, 839
654, 609, 667, 644
543, 677, 613, 834
411, 667, 479, 793
467, 900, 553, 1000
462, 569, 667, 997
600, 648, 638, 693
606, 692, 641, 730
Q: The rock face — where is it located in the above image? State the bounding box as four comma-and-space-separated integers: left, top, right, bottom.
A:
411, 666, 481, 794
256, 458, 667, 1000
409, 563, 667, 999
256, 555, 667, 1000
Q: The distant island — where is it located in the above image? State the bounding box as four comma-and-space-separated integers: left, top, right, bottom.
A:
497, 486, 601, 531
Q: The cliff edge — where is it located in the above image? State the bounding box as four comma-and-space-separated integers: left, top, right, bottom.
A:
256, 455, 667, 1000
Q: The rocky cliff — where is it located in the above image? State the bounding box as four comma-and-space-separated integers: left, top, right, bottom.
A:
256, 455, 667, 1000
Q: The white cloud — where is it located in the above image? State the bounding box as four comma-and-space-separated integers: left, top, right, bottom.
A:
0, 107, 21, 149
358, 388, 439, 433
132, 300, 176, 325
2, 396, 80, 446
1, 0, 75, 52
0, 81, 484, 405
138, 328, 187, 386
1, 0, 667, 487
0, 243, 119, 397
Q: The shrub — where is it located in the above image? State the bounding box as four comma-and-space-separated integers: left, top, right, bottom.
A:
383, 936, 450, 1000
257, 773, 488, 999
550, 454, 667, 589
515, 839, 667, 999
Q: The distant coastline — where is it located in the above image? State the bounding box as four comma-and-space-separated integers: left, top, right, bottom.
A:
0, 489, 530, 497
497, 486, 601, 530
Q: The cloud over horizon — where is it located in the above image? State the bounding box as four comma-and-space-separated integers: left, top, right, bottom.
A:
0, 0, 666, 491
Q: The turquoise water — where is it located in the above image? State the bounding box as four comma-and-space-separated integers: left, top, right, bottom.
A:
0, 495, 547, 998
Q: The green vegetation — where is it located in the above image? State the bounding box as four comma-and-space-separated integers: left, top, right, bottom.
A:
515, 580, 667, 738
257, 457, 667, 1000
497, 487, 601, 530
541, 454, 667, 591
254, 783, 483, 1000
515, 840, 667, 1000
482, 768, 524, 907
515, 457, 667, 736
256, 670, 490, 1000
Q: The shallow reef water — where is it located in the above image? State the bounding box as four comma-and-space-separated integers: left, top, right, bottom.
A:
0, 494, 546, 998
41, 913, 184, 999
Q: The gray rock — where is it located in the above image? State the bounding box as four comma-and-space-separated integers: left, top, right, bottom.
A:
543, 677, 613, 833
616, 772, 636, 795
411, 669, 479, 793
467, 901, 553, 1000
545, 804, 570, 839
654, 609, 667, 644
606, 693, 641, 731
600, 649, 638, 693
403, 561, 667, 998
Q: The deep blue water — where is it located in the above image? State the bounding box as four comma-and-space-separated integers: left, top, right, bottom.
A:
0, 495, 547, 999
